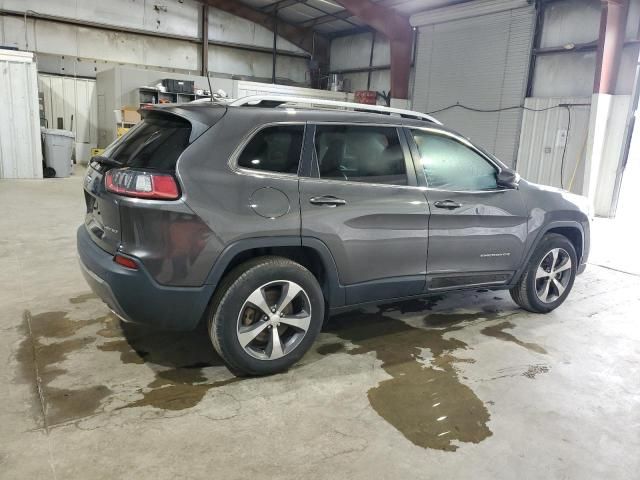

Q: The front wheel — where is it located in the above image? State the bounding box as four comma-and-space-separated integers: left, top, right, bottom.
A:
208, 256, 324, 376
510, 233, 577, 313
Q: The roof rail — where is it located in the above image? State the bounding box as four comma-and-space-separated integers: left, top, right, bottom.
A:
227, 94, 442, 125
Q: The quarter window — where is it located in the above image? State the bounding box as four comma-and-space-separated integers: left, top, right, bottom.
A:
411, 130, 498, 191
315, 125, 408, 185
237, 125, 304, 174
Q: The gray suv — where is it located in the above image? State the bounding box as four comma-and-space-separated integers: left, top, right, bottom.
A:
77, 95, 590, 375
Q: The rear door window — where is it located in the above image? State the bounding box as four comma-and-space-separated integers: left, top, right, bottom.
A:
237, 125, 304, 174
103, 113, 192, 171
314, 125, 408, 185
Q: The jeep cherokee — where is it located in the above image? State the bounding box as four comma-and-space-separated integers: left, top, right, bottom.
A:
77, 95, 590, 375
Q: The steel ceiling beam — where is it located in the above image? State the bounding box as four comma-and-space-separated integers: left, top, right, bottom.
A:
300, 2, 362, 28
332, 0, 413, 99
262, 0, 304, 13
200, 0, 329, 87
201, 0, 328, 58
300, 7, 353, 27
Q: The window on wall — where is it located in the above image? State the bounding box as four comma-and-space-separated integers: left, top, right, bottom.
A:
315, 125, 408, 185
411, 130, 498, 191
237, 125, 304, 174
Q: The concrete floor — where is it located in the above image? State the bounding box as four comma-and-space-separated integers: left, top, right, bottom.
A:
1, 170, 639, 480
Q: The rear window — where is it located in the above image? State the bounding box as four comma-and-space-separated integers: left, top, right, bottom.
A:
104, 113, 192, 171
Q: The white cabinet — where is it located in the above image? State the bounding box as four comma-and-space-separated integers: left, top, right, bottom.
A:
0, 50, 43, 179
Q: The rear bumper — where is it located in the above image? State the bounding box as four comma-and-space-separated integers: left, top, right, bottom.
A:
76, 226, 214, 331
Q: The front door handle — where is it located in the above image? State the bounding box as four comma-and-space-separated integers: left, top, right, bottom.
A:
434, 199, 462, 210
309, 196, 347, 207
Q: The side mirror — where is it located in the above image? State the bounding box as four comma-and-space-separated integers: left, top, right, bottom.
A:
497, 169, 520, 189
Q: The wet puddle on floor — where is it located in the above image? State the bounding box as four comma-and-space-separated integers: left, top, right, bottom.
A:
16, 308, 113, 427
15, 291, 550, 451
481, 321, 548, 354
15, 292, 236, 427
324, 298, 549, 451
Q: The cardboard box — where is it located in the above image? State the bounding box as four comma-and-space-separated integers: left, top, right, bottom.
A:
354, 90, 378, 105
121, 108, 141, 124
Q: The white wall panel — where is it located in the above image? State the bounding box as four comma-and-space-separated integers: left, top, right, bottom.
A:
208, 7, 303, 54
516, 97, 591, 194
208, 45, 309, 84
532, 51, 597, 98
330, 32, 392, 72
412, 5, 535, 166
0, 0, 309, 84
539, 0, 600, 48
0, 51, 43, 179
331, 33, 376, 71
1, 0, 200, 37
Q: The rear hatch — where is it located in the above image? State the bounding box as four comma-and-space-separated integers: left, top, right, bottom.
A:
83, 106, 222, 254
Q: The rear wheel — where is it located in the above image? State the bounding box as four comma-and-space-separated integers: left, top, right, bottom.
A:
209, 256, 324, 376
510, 233, 577, 313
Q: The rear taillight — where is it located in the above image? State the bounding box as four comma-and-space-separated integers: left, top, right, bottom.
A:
105, 168, 180, 200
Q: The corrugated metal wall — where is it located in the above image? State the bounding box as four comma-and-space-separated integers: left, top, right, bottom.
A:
412, 5, 534, 167
0, 51, 43, 179
516, 97, 591, 193
0, 0, 309, 84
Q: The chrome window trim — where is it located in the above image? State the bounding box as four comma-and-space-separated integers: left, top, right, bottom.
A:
407, 126, 507, 194
228, 121, 307, 179
300, 176, 427, 191
311, 122, 417, 188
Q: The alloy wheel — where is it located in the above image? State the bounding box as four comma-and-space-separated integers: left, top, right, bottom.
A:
535, 247, 572, 303
236, 280, 312, 360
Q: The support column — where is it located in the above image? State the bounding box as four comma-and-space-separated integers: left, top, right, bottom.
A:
583, 0, 630, 216
594, 0, 629, 94
333, 0, 412, 100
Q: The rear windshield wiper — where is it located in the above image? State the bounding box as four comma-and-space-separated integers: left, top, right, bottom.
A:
92, 155, 122, 168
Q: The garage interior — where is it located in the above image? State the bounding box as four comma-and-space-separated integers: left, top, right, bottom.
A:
1, 0, 639, 478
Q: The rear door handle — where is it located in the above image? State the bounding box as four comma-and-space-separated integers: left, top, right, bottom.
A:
434, 199, 462, 210
309, 196, 347, 207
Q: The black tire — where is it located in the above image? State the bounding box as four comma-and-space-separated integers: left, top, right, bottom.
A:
510, 233, 577, 313
208, 256, 324, 376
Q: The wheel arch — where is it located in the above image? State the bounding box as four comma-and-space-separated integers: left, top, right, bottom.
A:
513, 221, 585, 284
205, 236, 345, 308
545, 225, 583, 262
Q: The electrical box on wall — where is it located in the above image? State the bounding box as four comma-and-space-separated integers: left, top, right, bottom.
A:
555, 129, 568, 147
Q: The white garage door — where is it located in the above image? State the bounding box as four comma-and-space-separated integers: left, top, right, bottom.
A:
411, 0, 535, 167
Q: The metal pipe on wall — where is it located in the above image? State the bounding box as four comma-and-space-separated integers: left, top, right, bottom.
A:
201, 4, 209, 77
366, 31, 376, 91
272, 5, 278, 84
